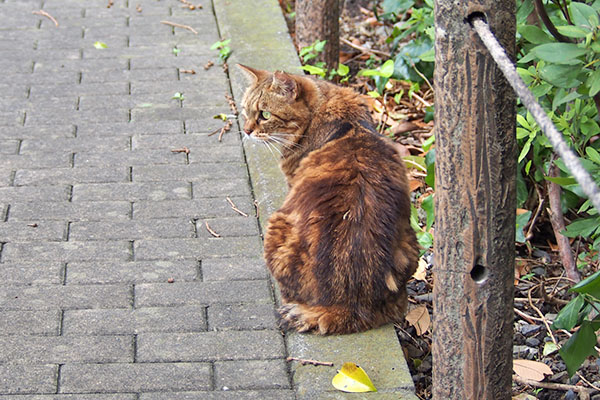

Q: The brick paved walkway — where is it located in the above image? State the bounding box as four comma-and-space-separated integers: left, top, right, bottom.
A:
0, 0, 293, 397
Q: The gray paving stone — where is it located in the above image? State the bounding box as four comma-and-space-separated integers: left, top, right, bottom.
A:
8, 201, 131, 221
77, 120, 183, 137
14, 167, 128, 186
0, 71, 79, 85
0, 310, 61, 335
137, 330, 284, 362
0, 185, 70, 202
215, 359, 290, 390
20, 136, 130, 154
0, 284, 131, 310
66, 260, 198, 284
0, 335, 132, 363
134, 236, 263, 260
25, 108, 130, 126
135, 280, 272, 307
202, 258, 268, 281
0, 153, 72, 169
0, 261, 63, 286
78, 93, 183, 111
62, 305, 206, 335
59, 362, 211, 393
0, 170, 12, 186
0, 364, 58, 395
30, 82, 129, 98
134, 196, 254, 219
75, 149, 187, 168
132, 106, 231, 123
140, 390, 296, 400
0, 124, 76, 139
10, 395, 137, 400
69, 218, 193, 241
208, 303, 277, 331
132, 132, 240, 150
82, 68, 178, 83
72, 182, 191, 201
198, 217, 259, 238
133, 163, 248, 182
0, 221, 66, 242
2, 240, 132, 262
0, 139, 20, 154
187, 145, 244, 164
34, 58, 128, 73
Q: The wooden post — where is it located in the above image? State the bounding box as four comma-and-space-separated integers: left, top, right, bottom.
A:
433, 2, 516, 399
295, 0, 340, 69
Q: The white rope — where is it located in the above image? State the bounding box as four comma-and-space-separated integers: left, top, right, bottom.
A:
470, 16, 600, 212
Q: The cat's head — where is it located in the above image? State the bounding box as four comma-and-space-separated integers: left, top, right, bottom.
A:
238, 64, 311, 151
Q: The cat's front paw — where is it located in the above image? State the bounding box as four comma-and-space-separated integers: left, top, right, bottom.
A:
278, 303, 314, 333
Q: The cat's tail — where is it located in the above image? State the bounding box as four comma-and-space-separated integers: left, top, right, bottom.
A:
278, 297, 407, 335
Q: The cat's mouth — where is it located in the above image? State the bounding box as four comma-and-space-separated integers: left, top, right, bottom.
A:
249, 131, 270, 141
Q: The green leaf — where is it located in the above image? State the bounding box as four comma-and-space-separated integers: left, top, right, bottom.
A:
515, 210, 532, 243
337, 63, 349, 77
93, 41, 108, 49
539, 64, 581, 89
587, 69, 600, 97
518, 137, 533, 163
563, 216, 600, 239
171, 92, 184, 100
543, 176, 577, 186
552, 294, 585, 330
421, 194, 434, 231
571, 269, 600, 299
366, 91, 380, 98
300, 65, 326, 78
587, 147, 600, 165
555, 25, 591, 39
570, 2, 600, 29
419, 48, 435, 62
379, 59, 395, 78
559, 320, 598, 377
531, 43, 587, 64
314, 40, 327, 53
382, 0, 414, 15
518, 25, 552, 44
552, 90, 582, 111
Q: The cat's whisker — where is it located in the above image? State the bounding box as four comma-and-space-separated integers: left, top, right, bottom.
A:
271, 136, 303, 151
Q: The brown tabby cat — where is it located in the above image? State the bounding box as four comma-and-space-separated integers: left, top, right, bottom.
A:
238, 64, 419, 335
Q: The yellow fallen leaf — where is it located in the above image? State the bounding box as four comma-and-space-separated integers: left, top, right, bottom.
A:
513, 359, 553, 382
412, 258, 427, 281
405, 305, 431, 336
331, 362, 377, 393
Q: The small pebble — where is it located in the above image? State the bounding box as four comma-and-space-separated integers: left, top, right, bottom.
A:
167, 278, 175, 283
525, 337, 540, 347
564, 389, 577, 400
520, 324, 542, 336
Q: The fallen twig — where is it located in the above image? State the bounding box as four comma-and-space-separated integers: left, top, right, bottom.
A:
527, 285, 558, 346
547, 163, 580, 282
225, 94, 238, 115
226, 197, 248, 217
179, 69, 196, 75
513, 375, 592, 398
218, 119, 233, 142
340, 37, 391, 58
286, 357, 334, 367
204, 60, 214, 70
160, 20, 198, 35
171, 147, 190, 154
32, 10, 58, 27
205, 221, 221, 238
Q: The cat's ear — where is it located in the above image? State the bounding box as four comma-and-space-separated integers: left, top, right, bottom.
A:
271, 71, 299, 101
237, 64, 267, 84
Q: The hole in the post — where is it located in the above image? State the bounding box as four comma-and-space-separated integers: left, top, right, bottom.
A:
470, 264, 488, 283
466, 11, 487, 26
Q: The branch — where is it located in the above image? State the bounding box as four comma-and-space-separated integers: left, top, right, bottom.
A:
160, 20, 198, 35
547, 163, 580, 282
32, 10, 59, 27
533, 0, 573, 43
513, 375, 593, 398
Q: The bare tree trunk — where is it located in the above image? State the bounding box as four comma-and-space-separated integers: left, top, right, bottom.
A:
295, 0, 340, 69
433, 1, 517, 399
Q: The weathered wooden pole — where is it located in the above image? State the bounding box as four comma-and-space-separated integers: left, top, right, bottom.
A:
433, 2, 516, 399
295, 0, 340, 69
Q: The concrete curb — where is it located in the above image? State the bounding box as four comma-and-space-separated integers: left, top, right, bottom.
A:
213, 1, 417, 398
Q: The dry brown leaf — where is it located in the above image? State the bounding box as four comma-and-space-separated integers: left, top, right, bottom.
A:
513, 359, 552, 382
409, 179, 423, 192
412, 258, 427, 281
405, 305, 431, 336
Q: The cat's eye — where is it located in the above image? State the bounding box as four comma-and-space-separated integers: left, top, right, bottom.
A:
260, 110, 272, 120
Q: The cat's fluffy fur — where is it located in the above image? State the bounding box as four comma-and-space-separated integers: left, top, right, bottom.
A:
239, 64, 418, 334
